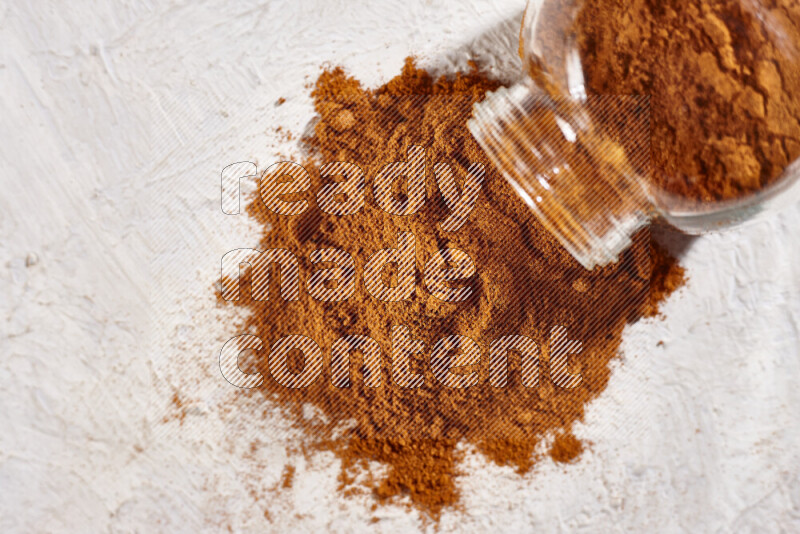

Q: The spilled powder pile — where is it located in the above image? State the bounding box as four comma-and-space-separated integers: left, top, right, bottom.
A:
576, 0, 800, 202
233, 59, 686, 518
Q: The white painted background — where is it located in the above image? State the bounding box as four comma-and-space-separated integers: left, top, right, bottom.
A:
2, 0, 799, 531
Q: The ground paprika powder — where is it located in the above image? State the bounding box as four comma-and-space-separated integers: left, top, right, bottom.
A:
229, 58, 686, 518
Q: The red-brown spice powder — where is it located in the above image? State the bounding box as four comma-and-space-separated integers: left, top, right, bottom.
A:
229, 59, 686, 518
576, 0, 800, 202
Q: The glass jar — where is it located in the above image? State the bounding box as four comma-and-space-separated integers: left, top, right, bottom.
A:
468, 0, 800, 269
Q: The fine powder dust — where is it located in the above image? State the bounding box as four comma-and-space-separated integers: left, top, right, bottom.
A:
231, 59, 686, 518
576, 0, 800, 202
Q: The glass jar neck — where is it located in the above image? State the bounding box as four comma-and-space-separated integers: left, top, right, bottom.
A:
468, 83, 653, 270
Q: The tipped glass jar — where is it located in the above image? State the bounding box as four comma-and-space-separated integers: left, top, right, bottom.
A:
468, 0, 800, 269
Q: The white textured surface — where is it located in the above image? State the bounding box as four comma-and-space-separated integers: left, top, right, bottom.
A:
1, 0, 799, 532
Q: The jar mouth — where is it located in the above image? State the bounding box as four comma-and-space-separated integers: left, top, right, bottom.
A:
468, 83, 652, 270
504, 171, 650, 269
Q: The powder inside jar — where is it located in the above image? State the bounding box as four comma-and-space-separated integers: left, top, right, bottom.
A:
575, 0, 800, 202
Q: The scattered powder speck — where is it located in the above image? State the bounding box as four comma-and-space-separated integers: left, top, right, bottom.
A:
548, 432, 584, 464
